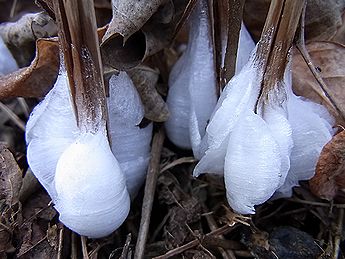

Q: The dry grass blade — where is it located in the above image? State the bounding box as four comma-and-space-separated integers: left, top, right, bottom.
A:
0, 102, 25, 131
160, 157, 196, 173
134, 127, 165, 259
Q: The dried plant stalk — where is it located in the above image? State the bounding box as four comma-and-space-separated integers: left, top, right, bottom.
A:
54, 0, 107, 132
258, 0, 305, 107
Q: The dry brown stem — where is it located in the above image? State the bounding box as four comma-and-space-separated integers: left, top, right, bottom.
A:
54, 0, 107, 131
258, 0, 305, 108
134, 127, 165, 259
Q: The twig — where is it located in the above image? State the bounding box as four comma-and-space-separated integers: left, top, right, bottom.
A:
288, 198, 345, 208
333, 209, 344, 259
71, 232, 78, 259
153, 224, 235, 259
160, 156, 196, 174
17, 97, 30, 117
57, 227, 64, 259
120, 233, 132, 259
0, 101, 25, 131
173, 0, 198, 41
81, 236, 89, 259
10, 0, 18, 18
134, 127, 165, 259
295, 2, 345, 121
204, 212, 236, 259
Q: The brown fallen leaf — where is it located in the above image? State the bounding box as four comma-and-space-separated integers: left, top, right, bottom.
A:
128, 65, 169, 122
309, 130, 345, 201
244, 0, 345, 42
292, 41, 345, 123
102, 0, 167, 43
0, 143, 23, 255
101, 0, 190, 70
331, 10, 345, 45
0, 12, 57, 67
18, 191, 57, 258
0, 38, 59, 100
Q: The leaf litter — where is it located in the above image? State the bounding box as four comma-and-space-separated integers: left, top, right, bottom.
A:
0, 0, 345, 258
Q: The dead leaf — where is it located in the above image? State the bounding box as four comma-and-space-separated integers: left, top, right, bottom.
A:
0, 38, 59, 100
0, 143, 22, 254
0, 12, 57, 67
331, 10, 345, 45
0, 144, 22, 206
102, 0, 167, 43
244, 0, 345, 42
309, 130, 345, 201
128, 65, 169, 122
101, 0, 190, 70
18, 191, 57, 258
292, 41, 345, 123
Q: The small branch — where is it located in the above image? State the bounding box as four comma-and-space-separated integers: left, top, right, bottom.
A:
56, 227, 64, 259
295, 2, 345, 121
81, 236, 89, 259
205, 212, 236, 259
332, 209, 344, 259
153, 224, 236, 259
288, 198, 345, 209
134, 127, 165, 259
0, 101, 25, 131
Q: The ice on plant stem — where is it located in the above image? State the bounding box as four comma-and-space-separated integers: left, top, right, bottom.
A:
0, 36, 18, 75
225, 110, 282, 214
165, 0, 255, 157
274, 67, 334, 197
55, 130, 130, 238
236, 24, 256, 74
26, 73, 78, 201
165, 0, 217, 156
194, 46, 334, 213
194, 57, 260, 177
107, 72, 153, 197
26, 69, 152, 237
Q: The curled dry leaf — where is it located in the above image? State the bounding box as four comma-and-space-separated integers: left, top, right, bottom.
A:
0, 38, 59, 100
292, 41, 345, 123
101, 0, 189, 70
309, 130, 345, 200
128, 65, 169, 122
244, 0, 345, 42
332, 11, 345, 45
103, 0, 167, 43
0, 12, 57, 67
0, 144, 22, 254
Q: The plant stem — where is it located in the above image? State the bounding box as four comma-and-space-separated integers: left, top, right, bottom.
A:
258, 0, 305, 108
222, 0, 245, 88
54, 0, 107, 133
134, 127, 165, 259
